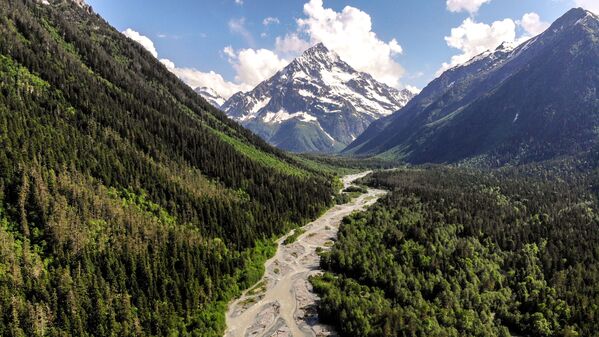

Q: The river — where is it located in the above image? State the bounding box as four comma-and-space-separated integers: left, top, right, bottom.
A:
224, 171, 387, 337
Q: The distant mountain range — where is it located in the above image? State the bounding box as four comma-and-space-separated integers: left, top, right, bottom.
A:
345, 8, 599, 166
219, 43, 415, 153
195, 86, 225, 108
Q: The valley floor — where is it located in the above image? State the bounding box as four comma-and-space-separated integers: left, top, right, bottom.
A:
224, 172, 387, 337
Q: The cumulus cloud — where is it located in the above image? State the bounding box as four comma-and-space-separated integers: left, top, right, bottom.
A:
235, 0, 243, 5
161, 60, 250, 98
519, 12, 549, 37
275, 33, 312, 55
117, 32, 248, 99
263, 17, 280, 26
159, 58, 175, 70
438, 12, 548, 75
446, 0, 492, 14
163, 47, 288, 98
575, 0, 599, 14
225, 47, 289, 87
123, 1, 416, 98
439, 18, 516, 74
405, 85, 421, 95
222, 0, 412, 91
122, 28, 158, 58
279, 0, 405, 88
119, 28, 260, 99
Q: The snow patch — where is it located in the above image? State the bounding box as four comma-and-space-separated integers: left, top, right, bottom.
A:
575, 12, 593, 26
263, 110, 318, 124
251, 96, 271, 113
298, 89, 315, 98
318, 124, 336, 142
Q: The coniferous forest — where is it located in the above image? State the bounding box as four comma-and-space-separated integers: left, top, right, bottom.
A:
3, 1, 599, 337
0, 1, 336, 336
313, 153, 599, 336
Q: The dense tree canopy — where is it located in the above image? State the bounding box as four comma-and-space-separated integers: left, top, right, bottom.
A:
0, 1, 337, 336
313, 156, 599, 336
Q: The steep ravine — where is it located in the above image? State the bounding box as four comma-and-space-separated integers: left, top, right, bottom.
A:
224, 172, 387, 337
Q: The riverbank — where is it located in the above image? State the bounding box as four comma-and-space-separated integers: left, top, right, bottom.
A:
224, 172, 387, 337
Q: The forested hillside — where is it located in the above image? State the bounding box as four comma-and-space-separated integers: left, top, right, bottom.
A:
313, 153, 599, 336
0, 0, 336, 336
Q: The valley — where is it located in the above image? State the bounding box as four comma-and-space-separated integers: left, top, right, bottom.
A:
1, 1, 599, 336
225, 172, 387, 337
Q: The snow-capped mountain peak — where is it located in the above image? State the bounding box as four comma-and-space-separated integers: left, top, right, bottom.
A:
295, 42, 342, 67
221, 43, 415, 153
195, 86, 226, 109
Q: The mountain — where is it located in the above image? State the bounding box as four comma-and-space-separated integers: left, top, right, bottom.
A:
195, 86, 226, 108
0, 1, 335, 336
345, 8, 599, 166
222, 43, 415, 153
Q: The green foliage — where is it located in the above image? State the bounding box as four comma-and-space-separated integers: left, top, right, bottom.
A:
343, 185, 368, 194
332, 185, 368, 205
313, 163, 599, 336
0, 1, 335, 336
213, 128, 308, 176
295, 153, 399, 175
283, 228, 306, 245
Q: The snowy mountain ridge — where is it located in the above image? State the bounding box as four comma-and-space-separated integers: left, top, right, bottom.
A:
221, 43, 415, 153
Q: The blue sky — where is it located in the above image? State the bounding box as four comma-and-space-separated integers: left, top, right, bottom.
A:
86, 0, 594, 97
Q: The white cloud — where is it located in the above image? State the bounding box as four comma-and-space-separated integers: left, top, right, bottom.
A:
263, 17, 280, 26
289, 0, 405, 88
575, 0, 599, 14
229, 18, 254, 46
124, 1, 416, 98
439, 18, 516, 74
118, 29, 248, 99
405, 85, 421, 95
275, 33, 312, 55
159, 58, 175, 70
165, 46, 287, 96
162, 47, 287, 98
519, 12, 549, 37
235, 0, 243, 5
446, 0, 492, 14
161, 58, 250, 99
438, 12, 548, 75
122, 28, 158, 58
225, 47, 289, 87
223, 45, 236, 58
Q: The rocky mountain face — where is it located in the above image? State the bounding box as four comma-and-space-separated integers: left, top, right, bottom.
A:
195, 86, 226, 108
222, 43, 415, 153
345, 8, 599, 166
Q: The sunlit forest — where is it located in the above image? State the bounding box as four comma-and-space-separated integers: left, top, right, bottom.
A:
313, 154, 599, 336
0, 1, 336, 336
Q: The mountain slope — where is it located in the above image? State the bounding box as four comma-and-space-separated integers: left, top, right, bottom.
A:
0, 1, 335, 336
195, 86, 226, 108
222, 43, 415, 153
346, 8, 599, 166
